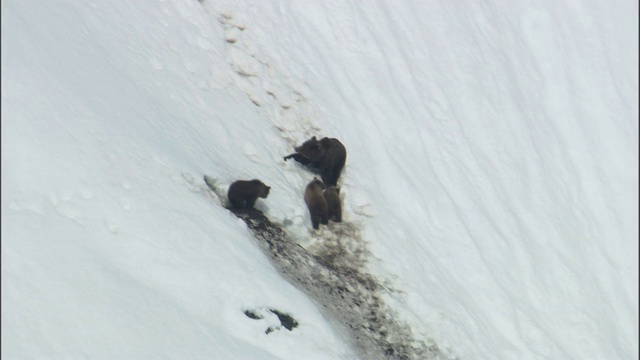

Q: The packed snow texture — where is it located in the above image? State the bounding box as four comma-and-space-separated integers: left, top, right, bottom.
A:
2, 0, 637, 359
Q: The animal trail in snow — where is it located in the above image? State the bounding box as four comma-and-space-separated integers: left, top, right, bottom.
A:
217, 10, 321, 146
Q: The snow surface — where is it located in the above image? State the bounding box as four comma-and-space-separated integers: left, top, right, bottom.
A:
2, 0, 637, 359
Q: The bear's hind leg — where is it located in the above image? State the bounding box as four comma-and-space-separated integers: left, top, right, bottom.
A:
319, 166, 335, 187
229, 197, 242, 209
311, 215, 320, 229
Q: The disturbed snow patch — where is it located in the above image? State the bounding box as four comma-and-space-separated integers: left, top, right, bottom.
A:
202, 175, 456, 360
243, 307, 299, 334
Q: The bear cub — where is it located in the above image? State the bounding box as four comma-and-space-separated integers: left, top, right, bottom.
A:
304, 177, 328, 229
284, 136, 346, 187
323, 186, 342, 223
227, 179, 270, 210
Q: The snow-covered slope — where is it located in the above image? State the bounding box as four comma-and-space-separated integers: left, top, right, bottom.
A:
2, 0, 637, 359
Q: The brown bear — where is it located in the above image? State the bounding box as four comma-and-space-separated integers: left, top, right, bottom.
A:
323, 186, 342, 222
304, 177, 328, 229
284, 136, 346, 186
227, 179, 270, 209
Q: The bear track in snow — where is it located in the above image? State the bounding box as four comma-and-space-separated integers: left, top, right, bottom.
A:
215, 8, 321, 147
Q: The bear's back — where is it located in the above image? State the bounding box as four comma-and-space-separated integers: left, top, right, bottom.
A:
304, 180, 327, 209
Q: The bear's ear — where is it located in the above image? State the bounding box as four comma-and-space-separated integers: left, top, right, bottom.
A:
311, 136, 317, 141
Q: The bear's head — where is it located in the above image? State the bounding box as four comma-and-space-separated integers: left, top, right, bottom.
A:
325, 186, 340, 195
310, 176, 325, 190
249, 179, 270, 198
294, 136, 325, 162
261, 184, 271, 198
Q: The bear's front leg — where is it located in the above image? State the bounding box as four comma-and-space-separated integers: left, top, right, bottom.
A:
284, 153, 313, 166
246, 195, 258, 209
319, 164, 337, 187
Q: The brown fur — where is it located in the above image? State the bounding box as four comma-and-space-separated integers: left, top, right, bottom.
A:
227, 179, 270, 209
284, 136, 346, 186
304, 177, 328, 229
323, 186, 342, 222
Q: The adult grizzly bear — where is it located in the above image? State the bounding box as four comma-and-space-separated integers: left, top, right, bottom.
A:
323, 186, 342, 223
284, 136, 346, 186
304, 177, 328, 229
227, 179, 271, 210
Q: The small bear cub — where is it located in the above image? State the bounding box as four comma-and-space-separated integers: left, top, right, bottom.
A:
304, 177, 328, 229
227, 179, 270, 210
323, 186, 342, 223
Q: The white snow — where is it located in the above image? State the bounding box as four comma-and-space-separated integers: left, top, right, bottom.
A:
2, 0, 637, 359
